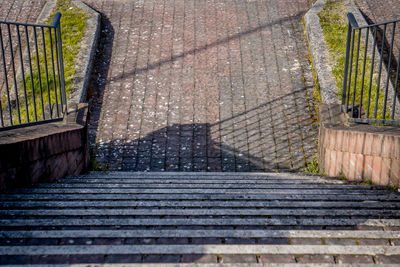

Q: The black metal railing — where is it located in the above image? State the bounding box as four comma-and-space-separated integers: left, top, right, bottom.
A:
0, 13, 66, 130
342, 13, 400, 125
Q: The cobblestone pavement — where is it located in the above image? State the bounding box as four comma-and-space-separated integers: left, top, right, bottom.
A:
85, 0, 319, 172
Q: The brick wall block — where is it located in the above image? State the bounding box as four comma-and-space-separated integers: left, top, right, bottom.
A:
354, 132, 365, 155
390, 159, 400, 186
363, 133, 373, 155
371, 134, 384, 156
319, 124, 400, 187
335, 129, 344, 151
363, 155, 374, 181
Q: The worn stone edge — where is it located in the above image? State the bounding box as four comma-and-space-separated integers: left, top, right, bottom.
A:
5, 265, 400, 267
304, 0, 338, 104
35, 0, 58, 24
68, 0, 101, 107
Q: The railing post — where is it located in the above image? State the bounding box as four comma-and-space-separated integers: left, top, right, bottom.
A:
54, 13, 67, 114
342, 20, 352, 105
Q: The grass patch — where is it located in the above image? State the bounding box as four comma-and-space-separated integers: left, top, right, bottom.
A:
12, 0, 87, 123
319, 0, 391, 121
301, 159, 320, 174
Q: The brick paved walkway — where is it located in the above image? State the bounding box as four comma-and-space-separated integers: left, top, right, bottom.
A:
356, 0, 400, 82
0, 0, 45, 24
86, 0, 319, 172
0, 0, 46, 99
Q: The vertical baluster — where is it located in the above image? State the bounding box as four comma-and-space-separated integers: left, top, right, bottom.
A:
382, 22, 396, 120
346, 29, 356, 111
33, 27, 45, 120
351, 29, 362, 118
0, 25, 12, 125
48, 29, 59, 117
54, 27, 63, 111
0, 26, 2, 126
342, 21, 353, 105
391, 49, 400, 120
7, 24, 21, 124
359, 28, 369, 118
374, 24, 386, 119
25, 25, 38, 122
367, 26, 377, 118
41, 27, 52, 119
16, 25, 29, 123
0, 92, 2, 127
56, 24, 66, 114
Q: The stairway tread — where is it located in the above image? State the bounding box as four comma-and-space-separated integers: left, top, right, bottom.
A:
1, 218, 399, 227
1, 244, 400, 256
1, 229, 399, 239
2, 171, 399, 264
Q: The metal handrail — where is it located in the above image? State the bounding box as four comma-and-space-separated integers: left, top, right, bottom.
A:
342, 13, 400, 125
0, 12, 66, 130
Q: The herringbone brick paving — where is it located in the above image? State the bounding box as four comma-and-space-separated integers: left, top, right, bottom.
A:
85, 0, 318, 172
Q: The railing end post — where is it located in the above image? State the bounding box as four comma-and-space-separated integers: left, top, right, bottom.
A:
51, 12, 62, 27
347, 13, 359, 29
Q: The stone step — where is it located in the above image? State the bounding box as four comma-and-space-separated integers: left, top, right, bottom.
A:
2, 200, 399, 209
1, 171, 399, 264
1, 229, 398, 239
1, 208, 399, 217
7, 264, 396, 267
0, 218, 397, 227
1, 245, 399, 256
81, 171, 321, 179
2, 193, 399, 201
8, 188, 389, 195
36, 183, 382, 190
60, 178, 347, 184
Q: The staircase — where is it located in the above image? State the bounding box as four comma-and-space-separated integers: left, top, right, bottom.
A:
1, 171, 400, 265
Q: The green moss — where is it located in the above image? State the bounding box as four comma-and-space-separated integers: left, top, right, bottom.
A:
360, 179, 374, 186
388, 184, 399, 191
338, 172, 347, 180
89, 157, 108, 171
13, 0, 87, 123
319, 0, 390, 121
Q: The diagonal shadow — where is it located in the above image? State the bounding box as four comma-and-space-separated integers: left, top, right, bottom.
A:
108, 11, 306, 82
86, 13, 114, 148
93, 86, 318, 172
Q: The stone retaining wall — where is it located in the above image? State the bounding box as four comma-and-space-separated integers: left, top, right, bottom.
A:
0, 104, 88, 191
318, 104, 400, 187
0, 0, 100, 191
